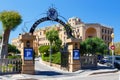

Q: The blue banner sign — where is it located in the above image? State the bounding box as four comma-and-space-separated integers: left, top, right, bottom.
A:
24, 48, 33, 60
73, 49, 80, 60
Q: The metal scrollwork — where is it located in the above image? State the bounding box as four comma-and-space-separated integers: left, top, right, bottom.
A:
29, 8, 74, 38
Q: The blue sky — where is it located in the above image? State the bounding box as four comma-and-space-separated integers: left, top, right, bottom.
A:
0, 0, 120, 43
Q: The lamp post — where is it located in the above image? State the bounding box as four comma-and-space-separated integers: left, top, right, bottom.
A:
111, 33, 114, 68
49, 43, 52, 66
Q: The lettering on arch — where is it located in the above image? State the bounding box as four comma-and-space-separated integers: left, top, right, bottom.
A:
29, 8, 74, 38
29, 17, 74, 38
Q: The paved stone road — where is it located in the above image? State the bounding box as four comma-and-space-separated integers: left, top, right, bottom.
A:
0, 58, 119, 80
34, 58, 119, 80
35, 58, 83, 79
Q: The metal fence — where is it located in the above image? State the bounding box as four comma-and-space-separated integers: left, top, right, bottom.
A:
0, 59, 22, 75
80, 56, 97, 69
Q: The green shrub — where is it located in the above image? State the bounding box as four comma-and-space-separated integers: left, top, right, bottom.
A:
1, 64, 15, 72
7, 55, 21, 59
52, 52, 61, 64
41, 53, 49, 62
39, 45, 49, 53
39, 45, 61, 55
41, 52, 61, 64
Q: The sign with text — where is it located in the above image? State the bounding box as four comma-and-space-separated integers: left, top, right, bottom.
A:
73, 49, 80, 60
24, 48, 33, 60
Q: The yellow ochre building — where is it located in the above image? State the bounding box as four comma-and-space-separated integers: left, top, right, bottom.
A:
12, 17, 113, 55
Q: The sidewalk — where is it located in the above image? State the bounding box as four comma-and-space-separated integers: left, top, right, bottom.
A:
89, 63, 118, 75
0, 68, 118, 80
0, 59, 118, 80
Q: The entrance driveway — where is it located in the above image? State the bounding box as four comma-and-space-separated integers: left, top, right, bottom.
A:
0, 58, 118, 80
35, 57, 77, 78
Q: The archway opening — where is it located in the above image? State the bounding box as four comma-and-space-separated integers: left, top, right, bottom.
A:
85, 27, 97, 39
20, 7, 81, 74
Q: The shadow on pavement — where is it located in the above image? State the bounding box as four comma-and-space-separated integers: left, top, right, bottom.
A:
81, 65, 115, 70
35, 70, 62, 76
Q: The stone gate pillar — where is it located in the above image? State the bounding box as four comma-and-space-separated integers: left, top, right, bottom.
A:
66, 38, 81, 72
19, 33, 35, 74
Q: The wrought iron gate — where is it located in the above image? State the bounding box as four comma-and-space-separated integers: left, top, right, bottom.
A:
61, 51, 68, 70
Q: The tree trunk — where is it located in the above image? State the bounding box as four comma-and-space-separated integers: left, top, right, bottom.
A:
1, 29, 10, 59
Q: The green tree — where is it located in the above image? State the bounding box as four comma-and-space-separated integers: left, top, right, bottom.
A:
80, 41, 87, 55
46, 29, 61, 65
80, 37, 108, 56
53, 38, 62, 52
39, 45, 49, 55
8, 44, 20, 54
0, 11, 22, 58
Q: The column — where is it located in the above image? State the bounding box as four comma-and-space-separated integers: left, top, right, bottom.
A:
66, 38, 81, 72
19, 33, 35, 74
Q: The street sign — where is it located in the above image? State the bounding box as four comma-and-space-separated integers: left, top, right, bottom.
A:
73, 49, 80, 60
110, 45, 115, 50
24, 48, 33, 60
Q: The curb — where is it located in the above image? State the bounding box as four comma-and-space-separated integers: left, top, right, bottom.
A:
90, 69, 119, 75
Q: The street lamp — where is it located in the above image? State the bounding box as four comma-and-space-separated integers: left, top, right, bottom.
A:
111, 33, 114, 68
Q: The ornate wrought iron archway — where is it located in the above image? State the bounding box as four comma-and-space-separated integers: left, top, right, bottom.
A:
29, 8, 74, 38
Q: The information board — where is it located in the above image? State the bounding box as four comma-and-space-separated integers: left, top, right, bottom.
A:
73, 49, 80, 60
24, 48, 33, 60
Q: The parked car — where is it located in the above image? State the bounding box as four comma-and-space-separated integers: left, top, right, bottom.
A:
107, 56, 120, 69
99, 56, 109, 64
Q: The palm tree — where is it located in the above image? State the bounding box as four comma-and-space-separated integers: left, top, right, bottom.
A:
46, 29, 59, 65
0, 11, 22, 58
